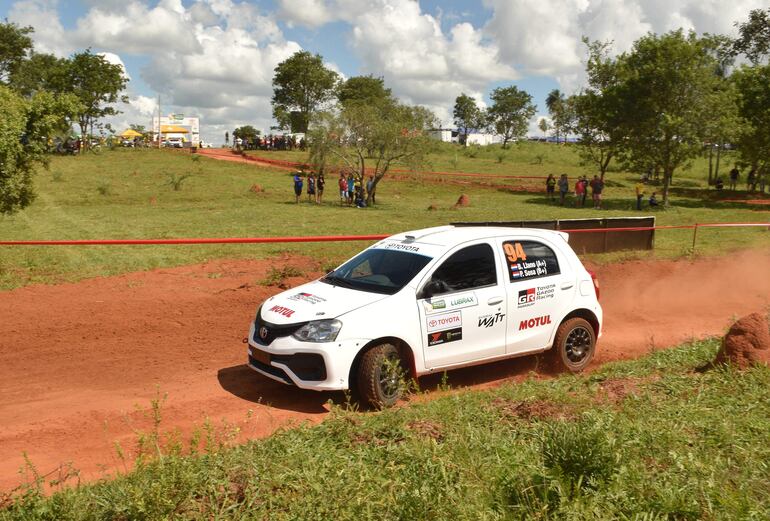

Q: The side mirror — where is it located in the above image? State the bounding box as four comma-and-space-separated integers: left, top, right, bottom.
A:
419, 279, 448, 299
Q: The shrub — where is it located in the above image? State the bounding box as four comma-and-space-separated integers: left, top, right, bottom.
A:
166, 173, 192, 191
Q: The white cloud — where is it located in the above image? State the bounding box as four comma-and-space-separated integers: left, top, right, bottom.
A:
8, 0, 72, 56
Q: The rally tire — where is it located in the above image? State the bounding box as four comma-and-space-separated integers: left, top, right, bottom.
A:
356, 343, 403, 409
548, 318, 596, 373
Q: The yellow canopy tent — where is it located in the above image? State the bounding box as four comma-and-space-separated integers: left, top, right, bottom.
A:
160, 125, 189, 133
119, 129, 142, 138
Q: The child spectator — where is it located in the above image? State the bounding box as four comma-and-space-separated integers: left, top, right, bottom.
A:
715, 177, 724, 191
558, 174, 569, 205
649, 192, 658, 207
590, 175, 604, 209
338, 173, 347, 205
307, 173, 316, 202
316, 173, 325, 203
546, 174, 556, 201
366, 175, 375, 204
347, 174, 355, 206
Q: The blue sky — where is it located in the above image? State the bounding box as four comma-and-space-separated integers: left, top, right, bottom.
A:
1, 0, 763, 143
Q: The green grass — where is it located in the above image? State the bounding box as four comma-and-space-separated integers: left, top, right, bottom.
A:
0, 145, 767, 289
3, 338, 770, 519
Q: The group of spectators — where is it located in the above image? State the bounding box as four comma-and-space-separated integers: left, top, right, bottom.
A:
724, 165, 768, 193
234, 134, 306, 152
546, 174, 606, 209
292, 170, 377, 208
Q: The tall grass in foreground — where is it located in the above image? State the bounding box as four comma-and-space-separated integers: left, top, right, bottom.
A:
2, 338, 769, 519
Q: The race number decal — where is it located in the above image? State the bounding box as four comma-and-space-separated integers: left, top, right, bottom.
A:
502, 241, 561, 282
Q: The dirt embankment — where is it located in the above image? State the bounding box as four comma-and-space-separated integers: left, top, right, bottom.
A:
1, 250, 769, 492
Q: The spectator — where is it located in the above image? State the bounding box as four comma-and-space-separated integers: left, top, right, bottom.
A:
715, 177, 724, 191
590, 175, 604, 209
338, 172, 347, 205
307, 173, 316, 202
729, 165, 739, 190
747, 168, 756, 192
293, 172, 304, 204
354, 184, 366, 208
635, 181, 645, 211
557, 174, 569, 206
316, 173, 325, 204
347, 173, 355, 206
649, 192, 659, 207
546, 174, 556, 202
574, 176, 585, 207
366, 175, 376, 205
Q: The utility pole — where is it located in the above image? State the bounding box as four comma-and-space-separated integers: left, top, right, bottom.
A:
157, 94, 162, 149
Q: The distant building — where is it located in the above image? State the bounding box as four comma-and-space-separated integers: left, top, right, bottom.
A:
152, 114, 200, 147
428, 128, 457, 143
428, 127, 503, 146
465, 132, 503, 146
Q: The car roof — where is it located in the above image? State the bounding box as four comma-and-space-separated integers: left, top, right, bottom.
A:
382, 225, 569, 250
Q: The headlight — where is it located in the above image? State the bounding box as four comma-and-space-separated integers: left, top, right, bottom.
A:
292, 319, 342, 342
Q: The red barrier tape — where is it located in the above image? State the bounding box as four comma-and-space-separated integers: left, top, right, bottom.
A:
1, 223, 766, 246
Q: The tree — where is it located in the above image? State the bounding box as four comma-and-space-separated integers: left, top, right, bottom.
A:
731, 64, 770, 179
486, 86, 536, 148
65, 50, 128, 148
0, 85, 78, 214
567, 39, 624, 180
309, 101, 437, 205
612, 30, 723, 205
733, 8, 770, 64
545, 89, 566, 143
272, 51, 339, 133
538, 117, 549, 139
338, 75, 392, 108
453, 93, 483, 145
0, 21, 33, 85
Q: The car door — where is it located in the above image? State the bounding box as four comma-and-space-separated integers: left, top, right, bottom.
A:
417, 242, 508, 369
500, 238, 577, 354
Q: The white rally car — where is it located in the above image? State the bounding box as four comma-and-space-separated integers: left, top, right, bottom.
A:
247, 225, 602, 407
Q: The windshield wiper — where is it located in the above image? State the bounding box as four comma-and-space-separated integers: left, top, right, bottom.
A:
322, 274, 358, 289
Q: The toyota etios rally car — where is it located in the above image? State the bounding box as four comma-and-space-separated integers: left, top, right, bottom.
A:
247, 225, 602, 407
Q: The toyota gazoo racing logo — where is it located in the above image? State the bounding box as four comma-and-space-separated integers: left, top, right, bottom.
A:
259, 326, 269, 340
517, 288, 536, 308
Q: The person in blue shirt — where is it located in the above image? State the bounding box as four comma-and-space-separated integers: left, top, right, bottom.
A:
293, 172, 303, 204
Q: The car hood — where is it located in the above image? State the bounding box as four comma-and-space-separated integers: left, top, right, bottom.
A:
259, 279, 389, 325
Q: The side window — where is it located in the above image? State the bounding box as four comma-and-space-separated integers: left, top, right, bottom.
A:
428, 243, 497, 295
502, 240, 560, 282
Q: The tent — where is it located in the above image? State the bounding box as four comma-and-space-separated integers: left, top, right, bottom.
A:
120, 129, 142, 138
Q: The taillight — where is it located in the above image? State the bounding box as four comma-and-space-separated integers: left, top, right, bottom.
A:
588, 270, 600, 301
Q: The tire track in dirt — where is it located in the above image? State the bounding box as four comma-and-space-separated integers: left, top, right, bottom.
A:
1, 250, 769, 492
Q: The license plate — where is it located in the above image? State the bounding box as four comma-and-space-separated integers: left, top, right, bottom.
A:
251, 348, 271, 365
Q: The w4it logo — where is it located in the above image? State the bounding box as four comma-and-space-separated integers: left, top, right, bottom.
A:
478, 312, 505, 328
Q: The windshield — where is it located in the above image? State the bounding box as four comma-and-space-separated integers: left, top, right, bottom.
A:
322, 248, 432, 295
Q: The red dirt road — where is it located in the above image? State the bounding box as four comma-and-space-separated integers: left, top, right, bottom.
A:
2, 250, 770, 492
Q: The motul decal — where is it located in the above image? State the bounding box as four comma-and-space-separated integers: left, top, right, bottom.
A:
518, 315, 552, 330
269, 305, 295, 318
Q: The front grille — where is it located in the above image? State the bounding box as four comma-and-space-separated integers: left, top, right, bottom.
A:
253, 314, 308, 346
272, 353, 327, 381
249, 355, 293, 385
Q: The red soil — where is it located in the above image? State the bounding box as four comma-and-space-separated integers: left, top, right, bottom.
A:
1, 249, 769, 492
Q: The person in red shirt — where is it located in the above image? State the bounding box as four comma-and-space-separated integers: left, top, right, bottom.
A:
574, 176, 585, 207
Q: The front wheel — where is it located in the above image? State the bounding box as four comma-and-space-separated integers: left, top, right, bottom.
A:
356, 343, 404, 409
548, 318, 596, 373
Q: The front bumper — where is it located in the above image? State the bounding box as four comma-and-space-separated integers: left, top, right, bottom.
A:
246, 322, 364, 391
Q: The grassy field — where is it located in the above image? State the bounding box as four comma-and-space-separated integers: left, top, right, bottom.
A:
0, 144, 768, 289
3, 338, 769, 519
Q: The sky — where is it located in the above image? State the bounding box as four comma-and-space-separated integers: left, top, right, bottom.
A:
1, 0, 765, 144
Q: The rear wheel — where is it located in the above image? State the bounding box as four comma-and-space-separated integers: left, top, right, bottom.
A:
548, 318, 596, 373
356, 343, 404, 409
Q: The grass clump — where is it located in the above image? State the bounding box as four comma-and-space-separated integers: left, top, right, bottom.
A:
258, 265, 304, 286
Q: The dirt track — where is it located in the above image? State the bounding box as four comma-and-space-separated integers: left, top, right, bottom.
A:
1, 250, 770, 492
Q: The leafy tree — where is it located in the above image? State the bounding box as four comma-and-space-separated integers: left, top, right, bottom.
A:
733, 8, 770, 64
567, 39, 624, 180
486, 86, 536, 148
545, 89, 566, 143
0, 85, 78, 214
272, 51, 339, 133
65, 50, 128, 148
309, 101, 437, 205
731, 64, 770, 179
8, 52, 70, 97
233, 125, 261, 143
338, 75, 392, 108
612, 30, 724, 205
453, 93, 483, 145
0, 21, 33, 84
538, 118, 549, 139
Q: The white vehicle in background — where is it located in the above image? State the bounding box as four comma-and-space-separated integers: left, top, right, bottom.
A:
247, 225, 602, 408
